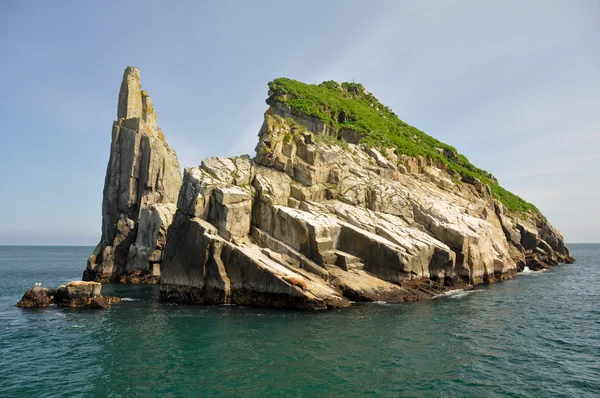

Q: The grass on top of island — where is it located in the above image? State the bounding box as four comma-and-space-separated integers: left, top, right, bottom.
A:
267, 77, 538, 214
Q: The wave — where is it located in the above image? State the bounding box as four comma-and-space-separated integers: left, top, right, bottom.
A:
370, 301, 389, 305
520, 266, 548, 275
435, 289, 480, 299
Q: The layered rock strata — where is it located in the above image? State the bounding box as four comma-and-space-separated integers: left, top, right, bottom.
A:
84, 67, 182, 283
159, 106, 573, 309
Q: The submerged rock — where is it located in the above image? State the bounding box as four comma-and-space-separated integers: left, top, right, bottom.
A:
17, 281, 121, 309
84, 67, 182, 283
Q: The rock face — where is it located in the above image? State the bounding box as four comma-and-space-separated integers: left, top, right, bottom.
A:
84, 67, 182, 283
159, 103, 573, 309
17, 281, 121, 309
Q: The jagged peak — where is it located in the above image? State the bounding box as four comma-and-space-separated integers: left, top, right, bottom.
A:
116, 66, 164, 142
118, 66, 142, 120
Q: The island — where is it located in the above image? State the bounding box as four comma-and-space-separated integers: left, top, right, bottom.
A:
81, 66, 574, 310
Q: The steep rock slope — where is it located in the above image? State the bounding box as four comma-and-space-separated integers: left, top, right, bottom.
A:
159, 80, 573, 309
84, 67, 182, 283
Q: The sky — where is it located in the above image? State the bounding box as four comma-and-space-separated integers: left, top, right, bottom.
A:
0, 0, 598, 245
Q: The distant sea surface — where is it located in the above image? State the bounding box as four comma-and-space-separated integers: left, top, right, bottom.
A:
0, 244, 599, 397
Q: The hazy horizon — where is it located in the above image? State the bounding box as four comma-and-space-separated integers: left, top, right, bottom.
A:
1, 0, 598, 245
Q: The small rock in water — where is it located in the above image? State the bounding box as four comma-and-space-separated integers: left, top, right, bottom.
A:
16, 286, 54, 308
16, 281, 121, 309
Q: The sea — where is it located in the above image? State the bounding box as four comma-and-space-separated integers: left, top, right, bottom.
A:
0, 244, 598, 397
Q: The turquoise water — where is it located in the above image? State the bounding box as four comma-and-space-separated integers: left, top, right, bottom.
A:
0, 245, 599, 397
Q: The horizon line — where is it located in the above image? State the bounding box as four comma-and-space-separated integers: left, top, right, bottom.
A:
1, 243, 599, 247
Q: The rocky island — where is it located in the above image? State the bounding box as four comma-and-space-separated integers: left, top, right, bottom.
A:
82, 67, 574, 310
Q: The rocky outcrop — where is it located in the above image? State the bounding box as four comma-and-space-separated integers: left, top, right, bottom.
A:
494, 203, 574, 271
17, 281, 121, 309
158, 100, 573, 309
84, 67, 182, 283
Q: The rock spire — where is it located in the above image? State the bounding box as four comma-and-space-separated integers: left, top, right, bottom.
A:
84, 67, 182, 283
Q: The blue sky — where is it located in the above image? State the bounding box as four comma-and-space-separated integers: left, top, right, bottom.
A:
0, 0, 598, 245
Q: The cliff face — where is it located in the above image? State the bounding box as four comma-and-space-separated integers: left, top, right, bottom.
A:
84, 67, 182, 283
158, 91, 573, 309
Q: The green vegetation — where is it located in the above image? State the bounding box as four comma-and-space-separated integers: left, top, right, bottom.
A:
268, 77, 537, 213
313, 131, 350, 150
284, 117, 307, 133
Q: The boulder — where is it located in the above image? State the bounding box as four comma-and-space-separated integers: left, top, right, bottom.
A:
16, 286, 54, 308
54, 281, 120, 308
17, 281, 121, 309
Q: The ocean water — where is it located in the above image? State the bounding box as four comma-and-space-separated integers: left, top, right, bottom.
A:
0, 245, 599, 397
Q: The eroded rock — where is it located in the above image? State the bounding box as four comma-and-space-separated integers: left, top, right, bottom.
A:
84, 67, 182, 283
